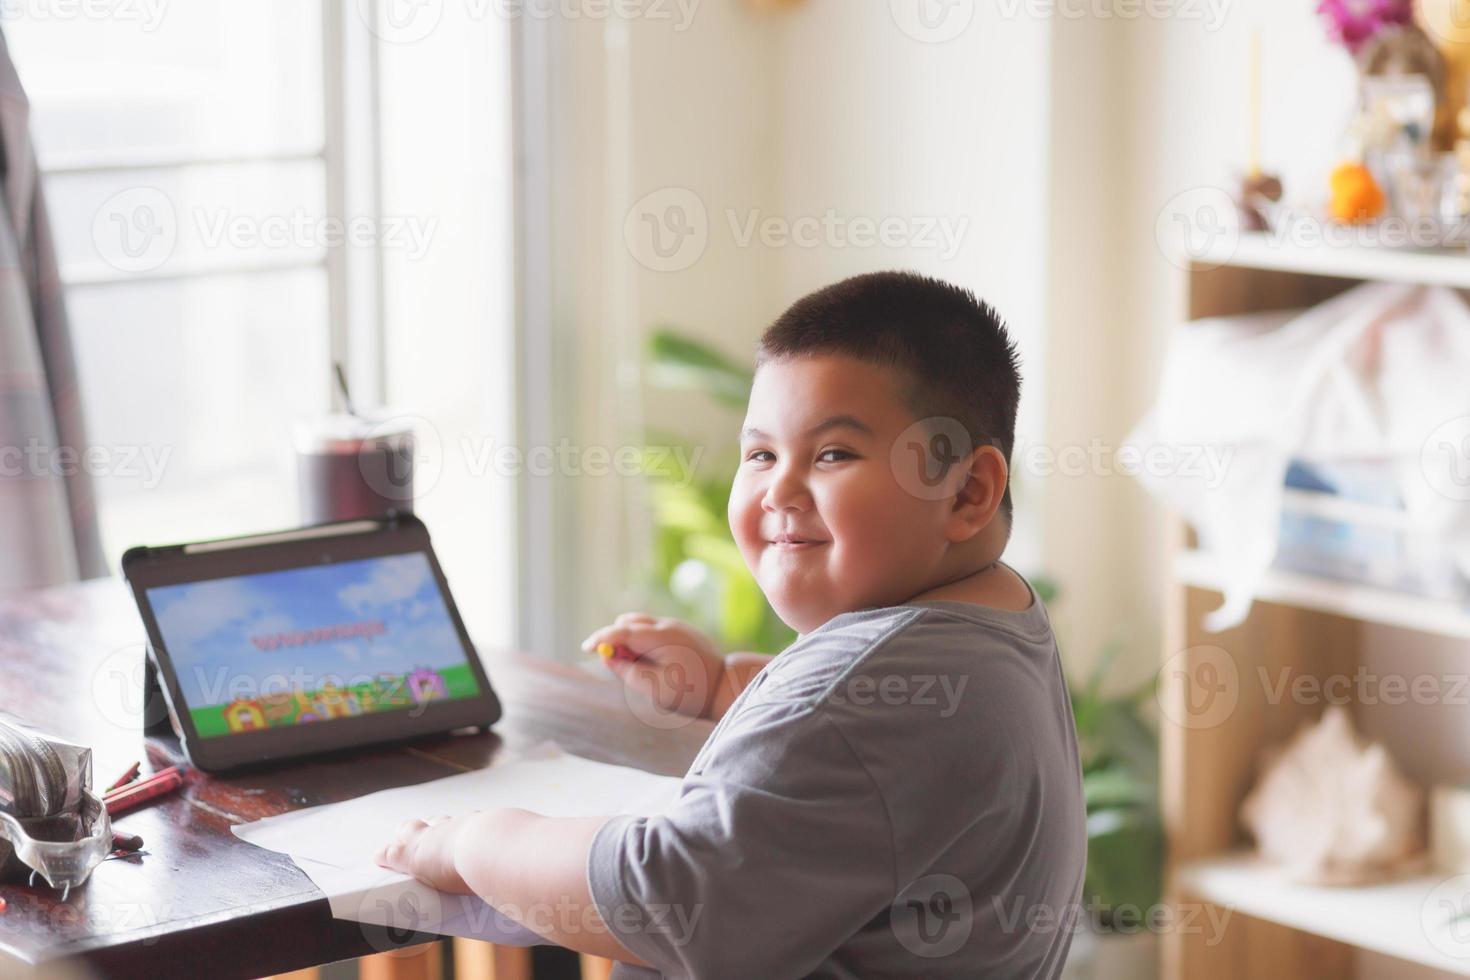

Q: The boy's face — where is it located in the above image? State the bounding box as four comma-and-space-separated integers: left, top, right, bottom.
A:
730, 353, 963, 634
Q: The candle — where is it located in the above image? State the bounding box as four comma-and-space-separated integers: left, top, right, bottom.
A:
1248, 28, 1262, 179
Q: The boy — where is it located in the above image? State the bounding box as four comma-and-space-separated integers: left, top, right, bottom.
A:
376, 271, 1086, 978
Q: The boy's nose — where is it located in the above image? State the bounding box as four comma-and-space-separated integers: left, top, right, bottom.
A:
760, 466, 812, 513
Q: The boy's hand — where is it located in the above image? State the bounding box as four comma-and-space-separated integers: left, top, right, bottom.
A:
582, 614, 727, 721
374, 815, 473, 895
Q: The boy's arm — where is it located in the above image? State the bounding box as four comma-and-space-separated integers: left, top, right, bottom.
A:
376, 810, 647, 965
706, 651, 772, 720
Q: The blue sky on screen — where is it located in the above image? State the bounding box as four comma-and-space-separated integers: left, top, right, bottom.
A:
149, 554, 469, 706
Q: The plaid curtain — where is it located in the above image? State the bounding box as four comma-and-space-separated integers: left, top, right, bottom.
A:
0, 29, 105, 591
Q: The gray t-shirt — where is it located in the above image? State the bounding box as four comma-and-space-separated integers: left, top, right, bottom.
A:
587, 588, 1086, 979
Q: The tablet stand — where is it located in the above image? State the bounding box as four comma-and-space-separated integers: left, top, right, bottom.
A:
142, 651, 173, 736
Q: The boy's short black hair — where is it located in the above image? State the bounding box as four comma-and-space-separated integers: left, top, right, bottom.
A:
757, 271, 1022, 520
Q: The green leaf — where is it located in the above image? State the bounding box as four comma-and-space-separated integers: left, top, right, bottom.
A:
1030, 574, 1060, 605
650, 483, 722, 535
1085, 641, 1123, 704
646, 330, 754, 409
1094, 704, 1159, 792
720, 569, 767, 649
1084, 808, 1163, 921
1083, 767, 1152, 812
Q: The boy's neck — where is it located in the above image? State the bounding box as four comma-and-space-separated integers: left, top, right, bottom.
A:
909, 533, 1032, 613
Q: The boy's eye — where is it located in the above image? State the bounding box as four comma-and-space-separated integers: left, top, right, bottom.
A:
817, 448, 856, 463
745, 449, 775, 464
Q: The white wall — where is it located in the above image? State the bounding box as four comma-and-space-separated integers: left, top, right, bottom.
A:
554, 3, 786, 649
774, 1, 1053, 575
378, 5, 517, 650
554, 0, 1363, 679
555, 1, 1059, 652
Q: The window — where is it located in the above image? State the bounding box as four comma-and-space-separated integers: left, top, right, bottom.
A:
8, 2, 516, 647
7, 1, 348, 561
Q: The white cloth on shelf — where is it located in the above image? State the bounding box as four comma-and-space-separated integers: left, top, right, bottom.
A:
1126, 281, 1470, 630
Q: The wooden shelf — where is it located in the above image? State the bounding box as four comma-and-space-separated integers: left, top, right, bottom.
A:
1168, 222, 1470, 979
1176, 852, 1470, 977
1174, 550, 1470, 641
1196, 231, 1470, 289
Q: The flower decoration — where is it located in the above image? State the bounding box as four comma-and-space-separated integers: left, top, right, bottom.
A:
1317, 0, 1414, 53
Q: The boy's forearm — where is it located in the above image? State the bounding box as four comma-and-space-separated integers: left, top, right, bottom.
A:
452, 809, 647, 965
707, 651, 773, 720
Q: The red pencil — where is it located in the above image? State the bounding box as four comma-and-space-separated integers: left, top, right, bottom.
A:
104, 761, 141, 793
104, 767, 185, 817
104, 764, 183, 798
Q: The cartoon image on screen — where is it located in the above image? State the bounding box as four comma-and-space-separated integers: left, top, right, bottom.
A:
148, 554, 480, 739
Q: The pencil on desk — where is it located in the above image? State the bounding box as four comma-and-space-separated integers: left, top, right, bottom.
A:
105, 761, 141, 793
105, 766, 186, 817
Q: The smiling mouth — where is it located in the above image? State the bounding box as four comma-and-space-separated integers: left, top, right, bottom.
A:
767, 536, 829, 551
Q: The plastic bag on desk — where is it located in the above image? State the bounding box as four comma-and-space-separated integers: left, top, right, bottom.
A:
0, 714, 112, 898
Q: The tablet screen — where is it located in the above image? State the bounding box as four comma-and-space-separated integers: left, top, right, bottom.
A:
146, 553, 483, 739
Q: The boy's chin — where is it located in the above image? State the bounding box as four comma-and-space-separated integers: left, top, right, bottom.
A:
765, 591, 843, 636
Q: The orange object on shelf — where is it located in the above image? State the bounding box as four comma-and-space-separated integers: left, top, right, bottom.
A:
1329, 162, 1387, 223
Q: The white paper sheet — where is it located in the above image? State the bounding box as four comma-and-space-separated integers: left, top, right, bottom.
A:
232, 743, 683, 945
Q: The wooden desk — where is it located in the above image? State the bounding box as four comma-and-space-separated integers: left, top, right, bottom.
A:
0, 579, 710, 979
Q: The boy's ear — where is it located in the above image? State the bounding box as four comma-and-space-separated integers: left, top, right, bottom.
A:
946, 445, 1008, 543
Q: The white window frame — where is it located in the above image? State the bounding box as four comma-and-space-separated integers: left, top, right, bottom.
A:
34, 0, 386, 410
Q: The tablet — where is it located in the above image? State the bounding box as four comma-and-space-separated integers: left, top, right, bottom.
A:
122, 513, 501, 772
